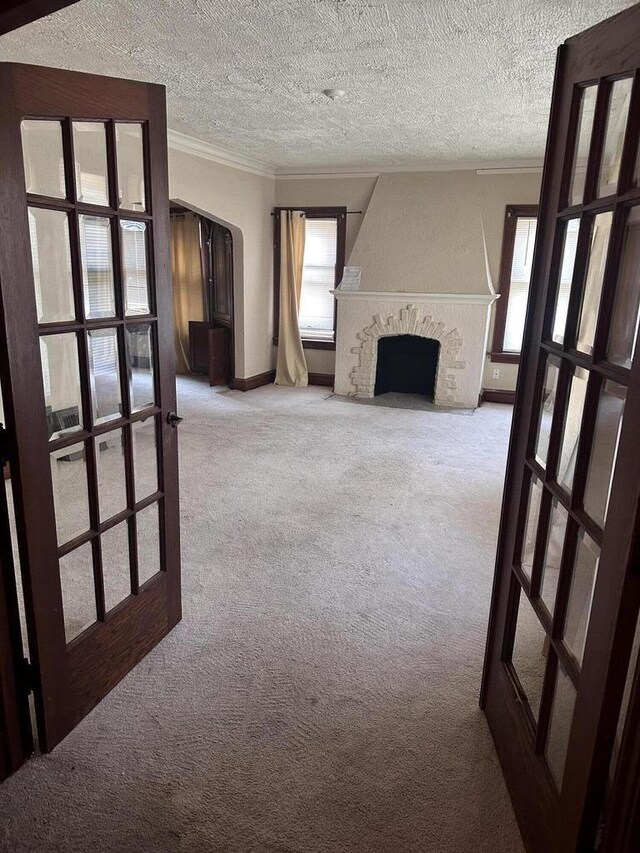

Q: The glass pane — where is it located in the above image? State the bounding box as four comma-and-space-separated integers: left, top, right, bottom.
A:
540, 498, 568, 616
132, 416, 158, 501
565, 531, 600, 667
557, 367, 589, 492
535, 356, 560, 467
568, 85, 598, 207
40, 333, 83, 440
28, 207, 75, 324
87, 328, 122, 425
511, 589, 549, 721
521, 476, 543, 579
584, 381, 626, 528
96, 429, 127, 522
137, 503, 161, 585
59, 541, 97, 643
50, 442, 90, 546
79, 215, 115, 319
21, 120, 66, 198
598, 78, 633, 198
126, 323, 155, 411
577, 212, 613, 355
101, 522, 132, 613
121, 221, 150, 315
552, 219, 580, 344
116, 123, 146, 211
546, 662, 577, 790
73, 122, 109, 206
608, 207, 640, 368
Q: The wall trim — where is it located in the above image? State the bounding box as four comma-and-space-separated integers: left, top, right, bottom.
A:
308, 373, 335, 387
167, 129, 276, 178
230, 370, 275, 391
480, 389, 516, 405
276, 171, 382, 180
333, 290, 499, 305
276, 159, 543, 178
166, 130, 542, 180
476, 166, 544, 176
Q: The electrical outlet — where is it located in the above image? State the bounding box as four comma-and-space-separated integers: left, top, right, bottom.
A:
492, 368, 501, 379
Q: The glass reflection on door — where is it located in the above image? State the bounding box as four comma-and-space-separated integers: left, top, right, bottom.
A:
126, 324, 155, 411
557, 367, 589, 493
608, 207, 640, 368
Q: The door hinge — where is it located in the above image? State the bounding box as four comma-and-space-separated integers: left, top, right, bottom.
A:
18, 657, 36, 696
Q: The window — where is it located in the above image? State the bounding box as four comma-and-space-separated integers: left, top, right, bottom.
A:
273, 206, 346, 348
298, 218, 337, 341
491, 205, 539, 361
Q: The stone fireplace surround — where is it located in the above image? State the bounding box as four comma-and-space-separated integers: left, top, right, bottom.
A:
332, 291, 498, 408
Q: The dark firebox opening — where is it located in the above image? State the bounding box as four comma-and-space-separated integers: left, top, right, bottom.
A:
374, 335, 440, 399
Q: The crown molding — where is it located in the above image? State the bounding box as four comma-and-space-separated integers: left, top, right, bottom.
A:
167, 129, 276, 178
166, 130, 543, 180
475, 165, 544, 175
276, 158, 544, 178
276, 171, 382, 180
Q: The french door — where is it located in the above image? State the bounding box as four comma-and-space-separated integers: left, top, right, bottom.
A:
0, 63, 181, 759
481, 6, 640, 852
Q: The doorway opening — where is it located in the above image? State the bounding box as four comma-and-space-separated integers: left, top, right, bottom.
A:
170, 203, 236, 386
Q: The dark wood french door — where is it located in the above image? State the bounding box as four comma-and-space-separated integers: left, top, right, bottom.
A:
0, 63, 181, 757
481, 6, 640, 852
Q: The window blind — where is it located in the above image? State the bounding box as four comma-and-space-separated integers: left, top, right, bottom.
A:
298, 218, 337, 341
121, 221, 148, 315
80, 215, 113, 319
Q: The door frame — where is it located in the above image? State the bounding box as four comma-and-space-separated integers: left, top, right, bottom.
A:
171, 199, 240, 385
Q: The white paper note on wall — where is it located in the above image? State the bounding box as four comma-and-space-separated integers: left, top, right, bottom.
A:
340, 267, 361, 291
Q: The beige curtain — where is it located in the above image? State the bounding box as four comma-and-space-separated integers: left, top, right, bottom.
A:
275, 210, 308, 386
170, 212, 204, 374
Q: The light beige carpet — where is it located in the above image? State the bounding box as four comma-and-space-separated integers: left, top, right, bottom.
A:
0, 378, 524, 853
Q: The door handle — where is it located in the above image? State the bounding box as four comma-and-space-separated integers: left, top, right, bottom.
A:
167, 412, 183, 427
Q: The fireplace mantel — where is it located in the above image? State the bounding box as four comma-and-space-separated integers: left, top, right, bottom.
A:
332, 290, 499, 305
332, 291, 498, 407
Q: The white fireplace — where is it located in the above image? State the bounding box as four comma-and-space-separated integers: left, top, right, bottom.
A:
331, 291, 499, 408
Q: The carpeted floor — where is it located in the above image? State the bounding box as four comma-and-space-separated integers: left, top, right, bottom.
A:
0, 378, 524, 853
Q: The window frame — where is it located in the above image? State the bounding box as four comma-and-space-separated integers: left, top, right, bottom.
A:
490, 204, 539, 364
273, 206, 346, 350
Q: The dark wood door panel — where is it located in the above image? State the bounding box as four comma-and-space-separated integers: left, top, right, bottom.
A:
0, 480, 33, 781
481, 5, 640, 851
0, 62, 181, 754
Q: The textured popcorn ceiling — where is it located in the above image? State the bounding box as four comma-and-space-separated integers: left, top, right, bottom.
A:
0, 0, 634, 171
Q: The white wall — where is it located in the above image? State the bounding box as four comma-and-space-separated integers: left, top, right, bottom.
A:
168, 148, 275, 379
275, 176, 378, 259
349, 171, 491, 295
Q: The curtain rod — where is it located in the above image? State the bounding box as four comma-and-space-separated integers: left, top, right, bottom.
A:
270, 209, 362, 216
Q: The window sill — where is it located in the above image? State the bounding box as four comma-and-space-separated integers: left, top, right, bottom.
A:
489, 351, 520, 364
273, 337, 336, 351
